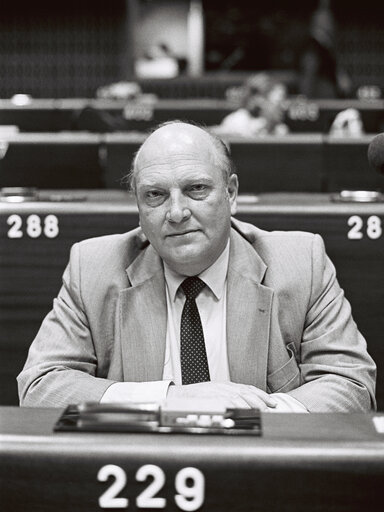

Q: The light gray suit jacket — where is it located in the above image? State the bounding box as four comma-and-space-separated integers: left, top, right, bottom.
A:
18, 218, 376, 411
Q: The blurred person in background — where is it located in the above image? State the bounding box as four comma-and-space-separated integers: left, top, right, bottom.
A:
213, 73, 289, 137
299, 0, 352, 99
135, 42, 180, 79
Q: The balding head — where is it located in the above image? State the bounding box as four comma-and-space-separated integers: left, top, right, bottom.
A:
129, 120, 238, 275
128, 121, 235, 192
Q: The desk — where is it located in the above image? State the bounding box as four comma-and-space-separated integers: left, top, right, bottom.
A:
0, 132, 104, 188
0, 132, 381, 192
323, 135, 383, 191
104, 133, 326, 192
0, 191, 383, 407
1, 407, 384, 511
105, 133, 383, 193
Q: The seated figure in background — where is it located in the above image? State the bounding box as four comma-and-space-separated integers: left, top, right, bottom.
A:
329, 108, 364, 137
213, 73, 289, 137
135, 42, 179, 79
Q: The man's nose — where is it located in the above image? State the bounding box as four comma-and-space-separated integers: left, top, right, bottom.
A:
166, 192, 191, 223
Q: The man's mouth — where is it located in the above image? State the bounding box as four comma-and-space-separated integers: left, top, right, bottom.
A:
167, 229, 199, 238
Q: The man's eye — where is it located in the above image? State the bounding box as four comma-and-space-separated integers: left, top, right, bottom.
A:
146, 190, 163, 199
189, 184, 207, 193
144, 190, 166, 205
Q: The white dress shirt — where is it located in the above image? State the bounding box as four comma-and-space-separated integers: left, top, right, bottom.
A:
101, 240, 307, 412
162, 240, 230, 384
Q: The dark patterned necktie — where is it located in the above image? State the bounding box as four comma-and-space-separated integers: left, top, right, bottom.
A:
180, 276, 210, 385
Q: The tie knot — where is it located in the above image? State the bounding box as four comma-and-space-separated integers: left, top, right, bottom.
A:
181, 276, 206, 300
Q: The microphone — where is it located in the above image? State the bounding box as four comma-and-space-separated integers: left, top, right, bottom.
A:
368, 133, 384, 175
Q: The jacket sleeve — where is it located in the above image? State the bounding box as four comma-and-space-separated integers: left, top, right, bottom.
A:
17, 243, 117, 407
287, 234, 377, 412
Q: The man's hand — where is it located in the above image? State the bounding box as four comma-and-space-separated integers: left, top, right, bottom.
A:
167, 382, 277, 411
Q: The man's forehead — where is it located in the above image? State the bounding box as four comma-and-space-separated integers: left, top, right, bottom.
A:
147, 122, 210, 144
136, 165, 216, 187
136, 124, 217, 167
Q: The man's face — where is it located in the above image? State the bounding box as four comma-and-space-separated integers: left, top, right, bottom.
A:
134, 124, 238, 276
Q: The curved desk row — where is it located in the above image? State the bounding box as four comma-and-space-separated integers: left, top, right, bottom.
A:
0, 132, 382, 192
1, 407, 384, 511
0, 191, 383, 408
0, 97, 383, 133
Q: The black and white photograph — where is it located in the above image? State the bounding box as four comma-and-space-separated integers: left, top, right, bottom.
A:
0, 1, 383, 510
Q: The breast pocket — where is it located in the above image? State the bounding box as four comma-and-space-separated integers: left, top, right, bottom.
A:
267, 342, 301, 393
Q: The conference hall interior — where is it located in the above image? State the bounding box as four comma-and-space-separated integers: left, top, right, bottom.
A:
1, 1, 384, 511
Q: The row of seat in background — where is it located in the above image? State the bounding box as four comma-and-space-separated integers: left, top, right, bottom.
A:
0, 131, 382, 193
1, 96, 383, 133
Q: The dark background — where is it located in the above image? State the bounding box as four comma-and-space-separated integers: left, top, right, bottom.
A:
0, 0, 383, 97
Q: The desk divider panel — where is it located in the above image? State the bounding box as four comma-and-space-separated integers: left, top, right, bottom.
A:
0, 132, 382, 193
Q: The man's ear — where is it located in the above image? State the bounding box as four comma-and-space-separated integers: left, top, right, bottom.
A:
227, 174, 238, 215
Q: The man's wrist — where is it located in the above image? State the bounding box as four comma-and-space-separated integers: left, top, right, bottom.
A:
100, 380, 173, 403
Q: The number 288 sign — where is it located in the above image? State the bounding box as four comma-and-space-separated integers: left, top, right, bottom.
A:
6, 214, 59, 239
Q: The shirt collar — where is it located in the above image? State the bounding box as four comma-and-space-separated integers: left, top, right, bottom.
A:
164, 239, 230, 302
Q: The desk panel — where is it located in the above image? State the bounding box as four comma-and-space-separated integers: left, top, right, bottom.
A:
0, 192, 383, 407
104, 134, 326, 193
324, 135, 384, 191
1, 98, 383, 134
228, 136, 323, 192
0, 133, 382, 193
105, 133, 383, 193
1, 408, 384, 512
0, 133, 104, 188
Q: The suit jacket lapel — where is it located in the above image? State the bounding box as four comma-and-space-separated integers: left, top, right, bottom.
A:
118, 244, 167, 382
227, 228, 273, 391
116, 222, 274, 389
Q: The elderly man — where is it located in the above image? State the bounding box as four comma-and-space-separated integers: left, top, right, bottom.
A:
18, 121, 376, 412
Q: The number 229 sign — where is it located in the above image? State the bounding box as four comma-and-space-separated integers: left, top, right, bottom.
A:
97, 464, 205, 511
